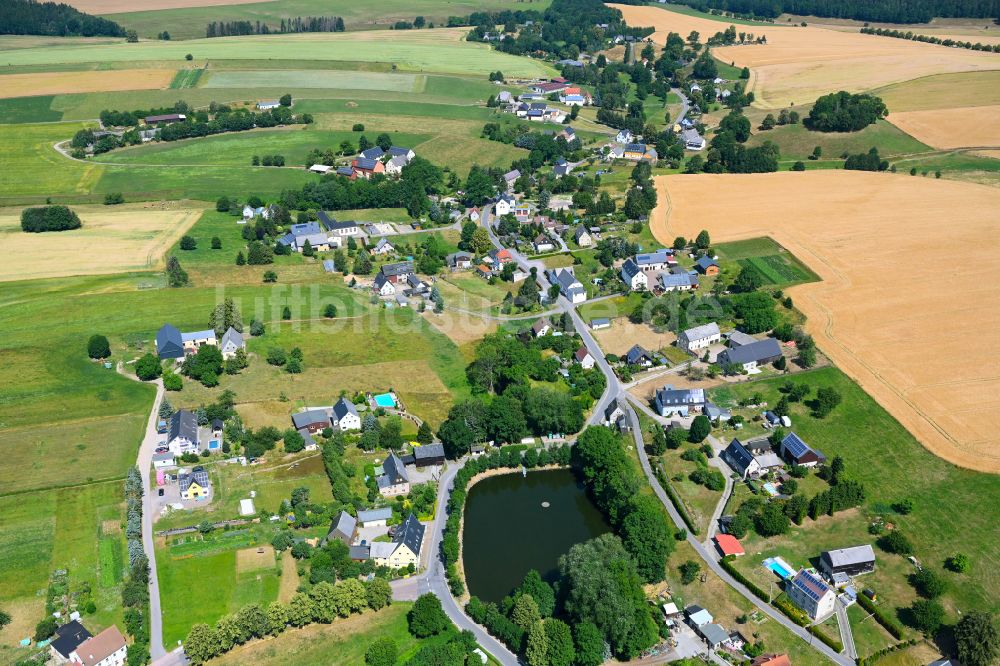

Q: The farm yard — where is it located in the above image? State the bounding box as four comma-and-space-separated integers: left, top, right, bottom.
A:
652, 170, 1000, 473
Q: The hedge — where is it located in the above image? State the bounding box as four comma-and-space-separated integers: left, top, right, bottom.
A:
654, 463, 700, 535
808, 624, 843, 653
772, 594, 810, 627
856, 593, 904, 640
857, 638, 917, 666
719, 555, 770, 603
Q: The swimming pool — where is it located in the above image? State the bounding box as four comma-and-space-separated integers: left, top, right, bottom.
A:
763, 556, 795, 580
374, 393, 396, 408
762, 482, 779, 496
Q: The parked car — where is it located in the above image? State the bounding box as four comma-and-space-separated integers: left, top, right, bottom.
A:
155, 446, 168, 454
157, 488, 164, 497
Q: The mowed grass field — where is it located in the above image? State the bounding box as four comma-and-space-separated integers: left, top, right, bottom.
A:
874, 70, 1000, 112
746, 119, 932, 164
0, 29, 556, 78
95, 0, 553, 40
0, 202, 201, 281
709, 367, 1000, 626
202, 69, 425, 92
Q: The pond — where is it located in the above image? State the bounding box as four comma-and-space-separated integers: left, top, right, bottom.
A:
462, 468, 610, 603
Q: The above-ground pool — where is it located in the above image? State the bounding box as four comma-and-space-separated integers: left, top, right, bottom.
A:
762, 482, 779, 496
763, 556, 795, 580
374, 393, 396, 408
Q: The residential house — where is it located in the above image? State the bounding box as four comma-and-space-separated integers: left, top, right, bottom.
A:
351, 157, 385, 180
413, 442, 445, 467
655, 385, 705, 417
372, 238, 395, 255
179, 466, 210, 500
717, 338, 782, 371
384, 155, 409, 175
787, 568, 837, 620
533, 234, 555, 253
559, 92, 589, 106
336, 166, 354, 177
559, 126, 576, 142
532, 318, 552, 337
327, 511, 357, 546
548, 268, 586, 303
604, 399, 626, 427
50, 620, 92, 664
381, 261, 415, 283
705, 402, 733, 422
590, 318, 611, 330
152, 452, 176, 469
167, 410, 200, 455
179, 328, 216, 352
682, 129, 706, 151
626, 344, 655, 368
556, 58, 584, 68
553, 162, 571, 178
574, 347, 595, 369
406, 273, 429, 295
574, 226, 592, 247
377, 451, 410, 497
714, 533, 745, 557
820, 545, 876, 577
467, 207, 481, 222
497, 91, 513, 104
699, 624, 730, 649
370, 513, 424, 568
219, 327, 245, 359
615, 129, 634, 144
388, 146, 415, 161
503, 169, 521, 191
634, 249, 673, 271
299, 429, 318, 451
529, 81, 567, 94
621, 258, 648, 291
360, 146, 385, 161
720, 438, 781, 479
677, 322, 721, 352
291, 408, 329, 434
751, 656, 791, 666
155, 324, 185, 360
487, 248, 514, 267
357, 507, 393, 528
494, 193, 515, 216
514, 203, 536, 223
780, 432, 826, 467
658, 271, 698, 292
72, 626, 128, 666
332, 397, 361, 431
727, 330, 758, 347
623, 143, 658, 162
373, 273, 396, 297
144, 113, 186, 126
446, 252, 473, 270
695, 255, 720, 275
689, 82, 702, 93
317, 212, 360, 239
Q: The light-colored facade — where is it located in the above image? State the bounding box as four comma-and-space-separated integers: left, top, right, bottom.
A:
678, 322, 721, 352
787, 569, 837, 620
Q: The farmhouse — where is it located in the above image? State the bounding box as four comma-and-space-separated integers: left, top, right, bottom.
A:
413, 442, 445, 467
352, 157, 385, 180
503, 169, 521, 191
219, 327, 245, 359
623, 143, 658, 162
621, 258, 648, 291
50, 620, 92, 664
548, 268, 586, 303
532, 318, 552, 337
615, 129, 633, 144
360, 146, 385, 161
67, 625, 127, 666
380, 261, 415, 283
144, 113, 185, 126
317, 212, 360, 238
373, 273, 396, 297
820, 545, 876, 577
604, 399, 626, 428
780, 432, 826, 467
291, 408, 329, 434
167, 409, 200, 455
388, 146, 415, 161
682, 129, 706, 151
656, 385, 705, 417
494, 193, 515, 216
677, 322, 721, 352
787, 568, 837, 620
327, 511, 357, 546
179, 466, 210, 500
658, 271, 698, 292
377, 451, 410, 497
574, 347, 596, 369
372, 238, 395, 255
357, 507, 393, 528
574, 226, 593, 247
722, 438, 782, 479
447, 252, 473, 270
717, 338, 782, 371
370, 513, 424, 568
727, 330, 758, 347
385, 155, 409, 176
332, 397, 361, 431
626, 344, 655, 368
695, 255, 720, 275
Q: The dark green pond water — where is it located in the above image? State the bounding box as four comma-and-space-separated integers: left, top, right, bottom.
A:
462, 468, 610, 603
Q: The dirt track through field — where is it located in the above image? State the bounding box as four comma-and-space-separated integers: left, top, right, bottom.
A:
651, 171, 1000, 473
612, 4, 1000, 109
0, 69, 175, 98
887, 105, 1000, 149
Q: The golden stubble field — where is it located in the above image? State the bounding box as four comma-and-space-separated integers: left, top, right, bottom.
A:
0, 202, 200, 282
0, 69, 176, 98
65, 0, 265, 12
651, 171, 1000, 473
887, 105, 1000, 149
612, 4, 1000, 108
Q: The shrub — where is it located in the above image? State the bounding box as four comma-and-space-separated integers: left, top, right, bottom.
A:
87, 334, 111, 359
135, 353, 162, 381
856, 592, 904, 639
719, 555, 769, 602
104, 192, 124, 205
946, 553, 970, 573
21, 205, 81, 232
365, 637, 397, 666
878, 530, 913, 555
911, 568, 946, 598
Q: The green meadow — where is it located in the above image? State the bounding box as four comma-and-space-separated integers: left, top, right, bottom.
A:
202, 69, 425, 92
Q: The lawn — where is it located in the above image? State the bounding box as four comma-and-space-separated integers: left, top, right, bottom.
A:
202, 70, 425, 92
746, 119, 931, 162
709, 367, 1000, 623
0, 94, 62, 123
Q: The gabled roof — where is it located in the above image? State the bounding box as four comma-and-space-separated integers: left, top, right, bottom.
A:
169, 409, 199, 444
292, 408, 328, 429
681, 322, 720, 342
380, 451, 409, 485
625, 142, 647, 152
413, 443, 445, 461
388, 146, 412, 157
781, 431, 816, 460
723, 438, 756, 474
330, 510, 356, 539
388, 155, 408, 169
550, 268, 581, 291
695, 255, 719, 271
360, 146, 384, 160
180, 466, 209, 492
354, 157, 379, 171
660, 272, 698, 289
822, 544, 875, 568
790, 568, 834, 602
395, 513, 425, 556
574, 225, 590, 240
656, 385, 705, 407
374, 237, 394, 250
635, 249, 672, 266
333, 397, 359, 421
574, 347, 592, 362
532, 317, 551, 334
76, 626, 127, 666
626, 344, 653, 364
700, 623, 730, 646
381, 261, 414, 277
720, 338, 782, 365
156, 324, 184, 357
336, 166, 354, 176
357, 507, 393, 523
504, 169, 521, 181
290, 221, 322, 236
621, 257, 643, 280
714, 533, 745, 556
50, 620, 92, 658
220, 327, 243, 350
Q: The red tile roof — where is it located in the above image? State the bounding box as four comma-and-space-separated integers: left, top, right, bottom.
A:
714, 533, 745, 557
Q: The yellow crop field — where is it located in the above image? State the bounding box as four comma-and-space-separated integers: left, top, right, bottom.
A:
0, 203, 200, 282
612, 4, 1000, 108
887, 105, 1000, 148
651, 171, 1000, 473
0, 69, 175, 99
65, 0, 264, 12
874, 71, 1000, 112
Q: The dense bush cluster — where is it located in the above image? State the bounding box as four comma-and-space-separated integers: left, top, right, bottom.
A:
806, 91, 888, 132
20, 205, 81, 232
1, 0, 125, 37
206, 15, 344, 37
844, 147, 890, 172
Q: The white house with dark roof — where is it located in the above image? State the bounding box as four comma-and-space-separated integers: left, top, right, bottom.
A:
167, 410, 200, 455
327, 510, 357, 545
50, 620, 92, 664
717, 338, 782, 372
372, 238, 395, 255
634, 249, 672, 271
574, 226, 592, 247
787, 568, 837, 620
291, 408, 329, 434
625, 344, 655, 368
377, 451, 410, 497
655, 385, 705, 417
621, 258, 648, 291
658, 271, 698, 292
373, 273, 396, 297
219, 327, 245, 359
677, 322, 721, 352
332, 397, 361, 431
360, 146, 385, 161
531, 317, 552, 337
370, 513, 424, 568
548, 268, 586, 303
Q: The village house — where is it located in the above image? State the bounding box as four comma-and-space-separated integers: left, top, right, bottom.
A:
292, 408, 329, 434
371, 237, 395, 255
53, 623, 128, 666
377, 451, 410, 497
820, 545, 876, 577
615, 129, 633, 144
677, 322, 721, 352
380, 261, 415, 283
658, 271, 699, 292
467, 207, 480, 222
604, 399, 626, 428
787, 568, 837, 620
714, 533, 745, 558
370, 513, 424, 568
533, 234, 555, 253
682, 129, 707, 151
574, 226, 593, 247
332, 397, 361, 431
695, 255, 720, 275
717, 338, 782, 371
50, 620, 92, 664
621, 258, 648, 291
384, 155, 409, 176
327, 511, 357, 546
625, 344, 656, 368
721, 438, 783, 479
218, 327, 245, 359
487, 248, 514, 267
360, 146, 385, 161
166, 409, 200, 455
503, 169, 521, 191
655, 385, 705, 417
316, 212, 360, 239
357, 507, 393, 528
780, 432, 826, 467
446, 252, 473, 270
548, 268, 586, 303
529, 81, 567, 94
634, 249, 673, 271
155, 324, 185, 360
373, 273, 396, 297
494, 193, 516, 216
727, 330, 758, 347
514, 202, 536, 223
623, 143, 658, 162
531, 317, 552, 337
179, 466, 210, 500
351, 157, 385, 180
388, 146, 415, 161
574, 347, 595, 369
751, 656, 792, 666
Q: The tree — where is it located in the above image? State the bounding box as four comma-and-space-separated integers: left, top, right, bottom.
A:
512, 594, 541, 630
909, 599, 944, 634
87, 334, 110, 359
911, 568, 946, 598
797, 346, 817, 368
955, 611, 999, 666
279, 93, 292, 107
688, 415, 711, 442
573, 621, 605, 666
180, 235, 197, 250
620, 494, 674, 582
544, 618, 575, 666
135, 353, 162, 381
754, 502, 790, 536
805, 91, 887, 132
216, 196, 230, 212
791, 161, 806, 171
946, 553, 971, 573
0, 609, 13, 631
695, 229, 711, 249
525, 620, 549, 666
366, 578, 392, 611
878, 530, 913, 555
183, 623, 219, 664
672, 236, 686, 250
34, 616, 58, 641
166, 256, 189, 287
409, 593, 448, 637
365, 637, 398, 666
813, 386, 842, 417
679, 560, 701, 584
761, 113, 776, 130
323, 303, 337, 318
518, 570, 555, 617
470, 227, 492, 254
236, 251, 245, 265
283, 429, 305, 453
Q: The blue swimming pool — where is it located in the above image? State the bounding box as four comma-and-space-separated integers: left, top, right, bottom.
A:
374, 393, 396, 408
764, 557, 795, 579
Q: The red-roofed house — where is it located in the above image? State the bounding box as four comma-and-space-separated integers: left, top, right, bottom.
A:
574, 347, 595, 369
714, 533, 745, 557
751, 655, 791, 666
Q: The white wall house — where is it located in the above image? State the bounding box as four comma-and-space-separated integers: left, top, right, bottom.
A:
677, 322, 721, 352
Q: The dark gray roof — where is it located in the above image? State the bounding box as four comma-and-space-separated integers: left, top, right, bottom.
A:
655, 385, 705, 406
357, 507, 393, 523
621, 258, 642, 280
380, 451, 409, 485
333, 397, 358, 421
336, 166, 354, 176
413, 443, 444, 461
723, 439, 755, 475
180, 466, 209, 492
635, 249, 672, 266
381, 261, 414, 277
604, 400, 623, 420
51, 620, 92, 658
330, 510, 356, 540
719, 338, 782, 366
360, 146, 384, 160
297, 428, 317, 447
626, 344, 652, 364
695, 255, 718, 271
395, 513, 424, 556
220, 327, 243, 350
388, 146, 412, 157
156, 324, 184, 359
349, 545, 370, 560
169, 410, 198, 444
291, 408, 329, 429
290, 221, 322, 236
354, 157, 379, 170
822, 545, 875, 568
700, 623, 729, 646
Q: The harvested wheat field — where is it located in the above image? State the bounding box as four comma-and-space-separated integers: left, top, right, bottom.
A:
66, 0, 265, 12
0, 203, 200, 282
0, 69, 175, 99
651, 171, 1000, 472
874, 71, 1000, 112
612, 4, 1000, 108
592, 318, 676, 356
887, 106, 1000, 149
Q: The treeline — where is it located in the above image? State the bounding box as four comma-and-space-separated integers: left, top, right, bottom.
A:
121, 468, 151, 665
636, 0, 1000, 24
861, 25, 1000, 52
20, 205, 80, 232
205, 16, 344, 37
0, 0, 125, 37
100, 101, 194, 128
